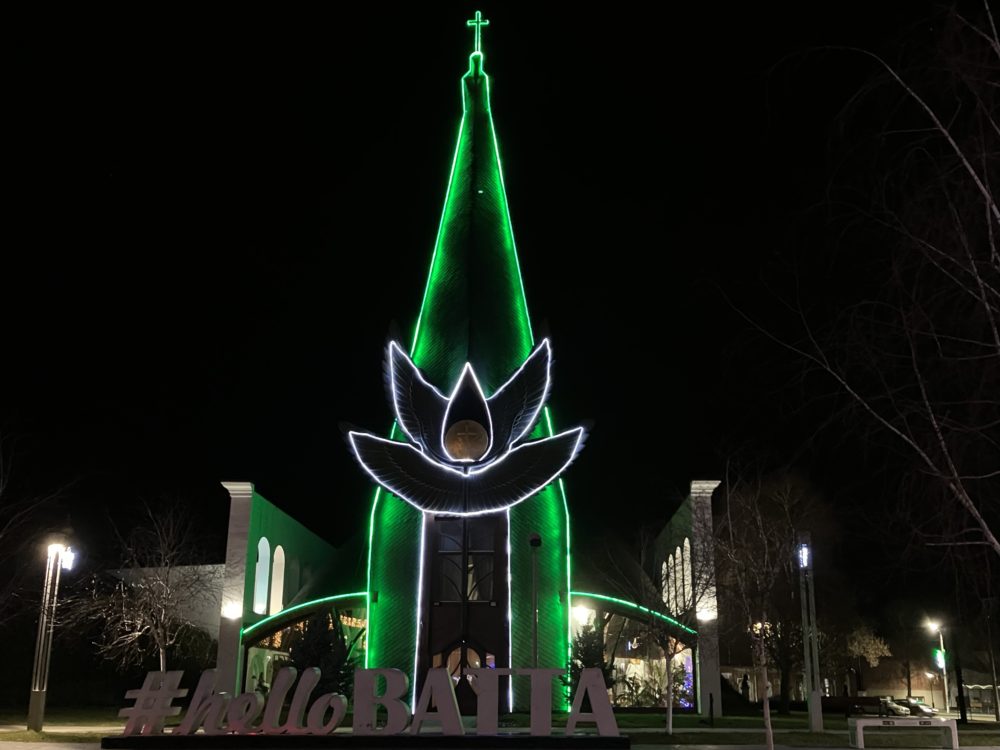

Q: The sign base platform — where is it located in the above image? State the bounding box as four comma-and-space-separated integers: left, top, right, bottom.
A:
102, 735, 630, 750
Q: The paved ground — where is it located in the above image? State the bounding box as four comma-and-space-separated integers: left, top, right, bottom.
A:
0, 728, 121, 735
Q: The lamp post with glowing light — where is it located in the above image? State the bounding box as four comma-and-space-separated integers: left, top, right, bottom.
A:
797, 533, 823, 732
27, 538, 76, 731
926, 621, 950, 713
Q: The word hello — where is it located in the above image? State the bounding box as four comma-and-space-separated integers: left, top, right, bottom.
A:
119, 666, 619, 737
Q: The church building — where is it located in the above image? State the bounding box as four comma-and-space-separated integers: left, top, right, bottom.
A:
210, 14, 720, 717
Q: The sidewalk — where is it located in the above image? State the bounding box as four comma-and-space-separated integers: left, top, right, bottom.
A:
0, 727, 122, 735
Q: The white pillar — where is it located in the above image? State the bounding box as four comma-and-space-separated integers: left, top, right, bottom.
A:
216, 482, 253, 694
691, 480, 722, 718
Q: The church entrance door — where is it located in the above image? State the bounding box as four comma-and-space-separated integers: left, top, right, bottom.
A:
418, 512, 509, 715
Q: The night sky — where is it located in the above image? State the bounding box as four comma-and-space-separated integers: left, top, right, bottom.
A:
5, 3, 945, 602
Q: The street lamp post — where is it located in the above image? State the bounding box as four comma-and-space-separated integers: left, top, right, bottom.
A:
796, 533, 823, 732
529, 532, 542, 669
927, 621, 950, 713
27, 541, 75, 732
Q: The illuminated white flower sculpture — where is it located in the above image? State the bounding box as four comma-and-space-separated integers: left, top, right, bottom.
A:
348, 339, 584, 515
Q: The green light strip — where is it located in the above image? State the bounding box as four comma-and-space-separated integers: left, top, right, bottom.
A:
569, 591, 698, 636
363, 422, 400, 670
363, 49, 576, 709
483, 72, 535, 354
363, 76, 470, 671
408, 116, 467, 355
545, 408, 573, 669
363, 485, 380, 669
241, 591, 368, 641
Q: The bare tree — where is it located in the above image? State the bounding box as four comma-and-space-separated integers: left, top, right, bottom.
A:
746, 3, 1000, 558
66, 502, 216, 672
599, 507, 716, 734
715, 470, 827, 750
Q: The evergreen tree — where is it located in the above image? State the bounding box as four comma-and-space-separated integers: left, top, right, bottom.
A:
287, 609, 358, 699
568, 622, 614, 708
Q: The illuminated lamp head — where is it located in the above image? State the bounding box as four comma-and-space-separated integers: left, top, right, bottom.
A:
347, 339, 585, 515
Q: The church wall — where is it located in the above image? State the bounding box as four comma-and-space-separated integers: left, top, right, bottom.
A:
509, 482, 570, 711
366, 489, 422, 703
240, 488, 341, 631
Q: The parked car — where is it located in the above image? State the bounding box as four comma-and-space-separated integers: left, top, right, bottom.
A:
880, 697, 912, 716
899, 697, 938, 716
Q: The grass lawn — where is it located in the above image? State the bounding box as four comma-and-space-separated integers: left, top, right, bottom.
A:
610, 713, 835, 729
631, 729, 1000, 746
501, 712, 850, 730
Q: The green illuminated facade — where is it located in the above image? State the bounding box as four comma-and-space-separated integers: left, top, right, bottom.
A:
215, 15, 710, 719
366, 41, 570, 712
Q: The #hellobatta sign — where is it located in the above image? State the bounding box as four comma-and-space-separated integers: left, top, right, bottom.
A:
119, 666, 619, 737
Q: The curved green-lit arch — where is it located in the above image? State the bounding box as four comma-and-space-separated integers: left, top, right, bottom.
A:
570, 591, 697, 640
241, 591, 367, 643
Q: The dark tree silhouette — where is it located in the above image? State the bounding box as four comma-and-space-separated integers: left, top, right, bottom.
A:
65, 503, 216, 672
287, 610, 359, 699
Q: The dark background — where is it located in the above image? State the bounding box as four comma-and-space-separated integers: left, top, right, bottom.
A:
4, 3, 948, 606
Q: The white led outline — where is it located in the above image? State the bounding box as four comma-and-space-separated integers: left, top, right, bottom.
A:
387, 340, 449, 451
371, 44, 571, 703
411, 511, 428, 711
487, 338, 552, 447
347, 427, 585, 518
351, 426, 583, 481
440, 362, 495, 463
388, 339, 552, 465
365, 46, 537, 693
505, 508, 514, 712
380, 338, 548, 711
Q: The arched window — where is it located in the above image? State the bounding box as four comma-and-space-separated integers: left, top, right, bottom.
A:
674, 547, 682, 612
683, 538, 693, 609
667, 553, 676, 613
269, 546, 286, 614
253, 537, 270, 615
661, 561, 670, 606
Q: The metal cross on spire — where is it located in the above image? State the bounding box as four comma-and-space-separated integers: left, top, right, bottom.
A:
466, 11, 490, 53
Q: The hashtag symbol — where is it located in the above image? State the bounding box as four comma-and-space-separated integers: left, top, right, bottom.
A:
119, 671, 188, 736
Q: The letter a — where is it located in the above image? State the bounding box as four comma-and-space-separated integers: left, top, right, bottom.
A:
566, 668, 619, 736
410, 668, 464, 735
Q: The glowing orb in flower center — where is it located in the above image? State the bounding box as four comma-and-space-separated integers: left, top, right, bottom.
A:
444, 420, 489, 461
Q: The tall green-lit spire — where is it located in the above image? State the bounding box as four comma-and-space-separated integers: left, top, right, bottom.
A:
409, 26, 533, 393
366, 18, 571, 712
